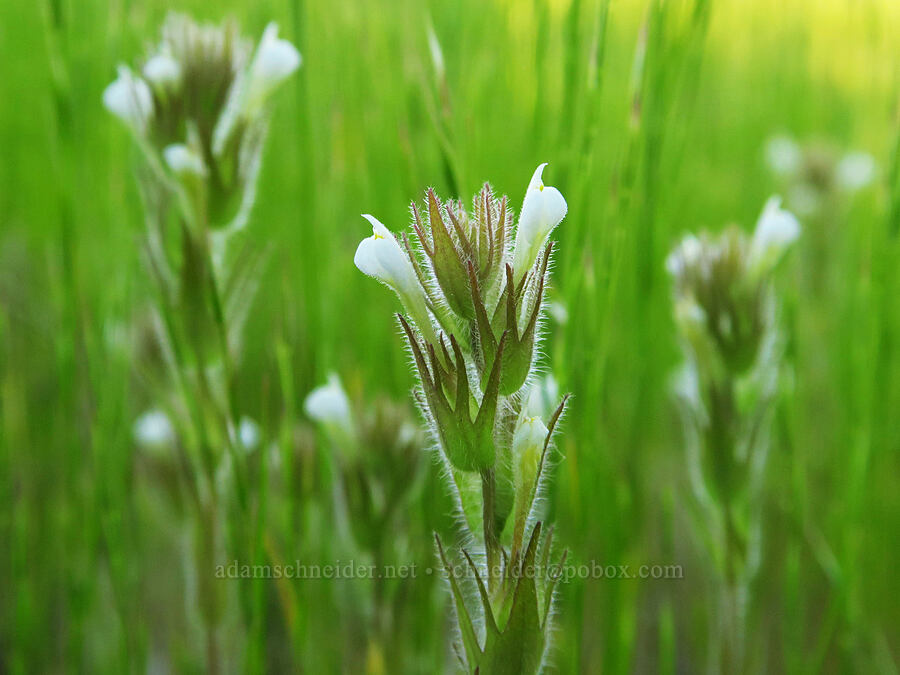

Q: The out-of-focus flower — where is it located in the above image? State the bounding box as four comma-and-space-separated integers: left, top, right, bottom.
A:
664, 233, 703, 280
238, 416, 261, 450
512, 163, 568, 278
163, 143, 207, 177
304, 373, 353, 433
765, 135, 877, 217
134, 409, 175, 448
244, 23, 302, 116
836, 152, 876, 191
104, 13, 301, 231
103, 66, 153, 132
142, 53, 182, 90
765, 135, 801, 177
749, 196, 801, 273
668, 197, 799, 375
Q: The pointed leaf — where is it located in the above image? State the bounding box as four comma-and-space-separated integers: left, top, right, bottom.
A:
436, 534, 482, 668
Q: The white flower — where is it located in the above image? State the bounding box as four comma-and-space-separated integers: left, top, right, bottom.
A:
163, 143, 206, 177
749, 196, 800, 271
163, 144, 207, 177
133, 409, 175, 448
512, 163, 568, 277
354, 215, 422, 300
512, 416, 548, 490
836, 152, 876, 191
143, 53, 182, 90
355, 215, 437, 342
304, 373, 353, 432
765, 135, 801, 176
103, 65, 153, 132
238, 417, 261, 450
665, 234, 703, 280
245, 23, 301, 114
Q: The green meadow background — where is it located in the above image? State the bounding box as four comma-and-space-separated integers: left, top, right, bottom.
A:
2, 0, 899, 672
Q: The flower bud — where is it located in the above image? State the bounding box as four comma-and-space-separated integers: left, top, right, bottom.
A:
512, 163, 567, 280
513, 416, 548, 494
103, 66, 153, 133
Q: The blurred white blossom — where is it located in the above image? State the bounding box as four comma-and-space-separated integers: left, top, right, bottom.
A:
163, 144, 207, 177
304, 373, 353, 434
238, 417, 261, 450
836, 152, 876, 191
750, 196, 801, 272
103, 66, 153, 132
134, 409, 175, 448
765, 135, 801, 176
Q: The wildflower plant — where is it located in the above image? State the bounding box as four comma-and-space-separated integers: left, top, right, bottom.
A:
355, 164, 570, 673
667, 197, 800, 672
104, 13, 300, 672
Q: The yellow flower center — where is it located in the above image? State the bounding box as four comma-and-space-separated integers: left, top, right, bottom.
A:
372, 230, 385, 240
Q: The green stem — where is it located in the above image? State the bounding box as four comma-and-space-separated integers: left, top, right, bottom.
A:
481, 469, 500, 594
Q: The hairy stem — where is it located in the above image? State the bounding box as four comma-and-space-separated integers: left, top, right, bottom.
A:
481, 468, 500, 595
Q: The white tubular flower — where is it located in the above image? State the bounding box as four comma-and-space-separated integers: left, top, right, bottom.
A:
245, 23, 301, 114
836, 152, 876, 191
749, 196, 800, 272
163, 143, 207, 177
143, 53, 182, 91
512, 163, 568, 278
513, 416, 549, 491
765, 135, 801, 176
133, 409, 175, 448
354, 215, 439, 345
304, 373, 353, 435
354, 215, 421, 298
103, 65, 153, 133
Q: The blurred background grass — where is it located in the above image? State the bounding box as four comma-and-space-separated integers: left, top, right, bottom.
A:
1, 0, 899, 672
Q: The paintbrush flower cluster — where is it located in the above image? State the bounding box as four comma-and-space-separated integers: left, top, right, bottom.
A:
668, 196, 799, 671
355, 164, 569, 673
104, 12, 300, 232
